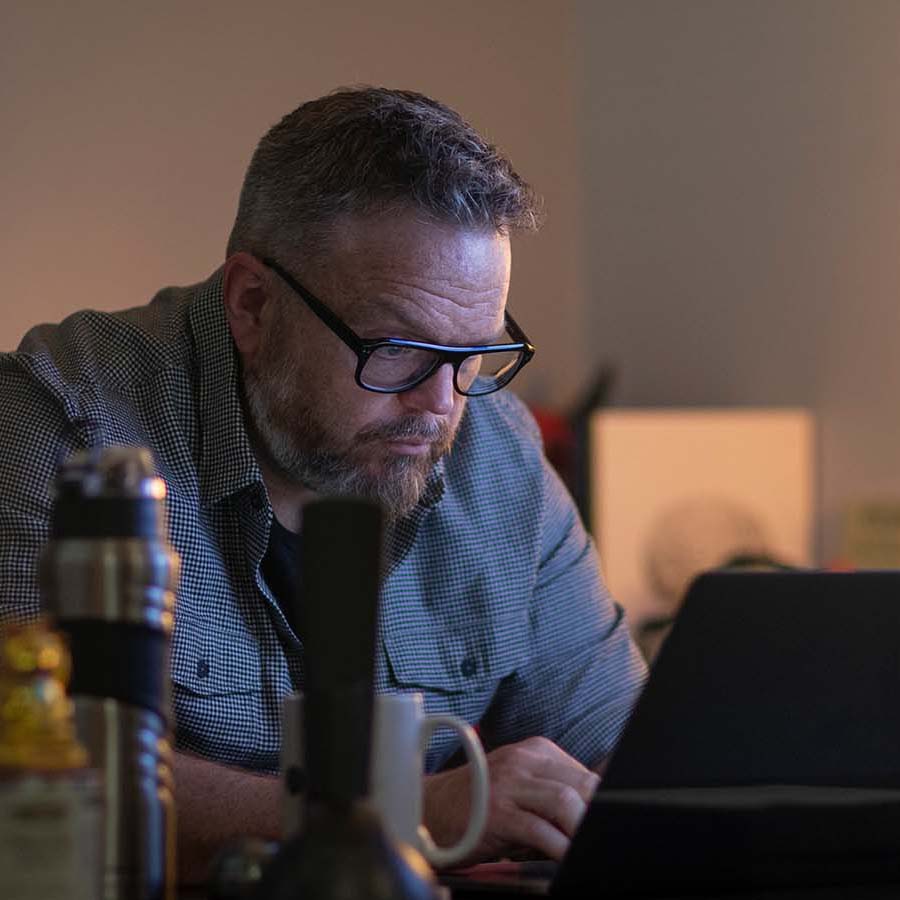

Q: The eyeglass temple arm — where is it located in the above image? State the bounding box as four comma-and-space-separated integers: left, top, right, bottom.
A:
263, 257, 366, 353
504, 311, 535, 356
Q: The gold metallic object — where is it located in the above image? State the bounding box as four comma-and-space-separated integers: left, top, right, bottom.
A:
0, 617, 87, 771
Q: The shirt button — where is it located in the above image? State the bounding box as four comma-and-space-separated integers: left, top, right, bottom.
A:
196, 658, 210, 679
460, 655, 478, 678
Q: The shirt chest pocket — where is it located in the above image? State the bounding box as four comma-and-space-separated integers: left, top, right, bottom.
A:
170, 618, 263, 767
382, 621, 527, 696
171, 618, 261, 696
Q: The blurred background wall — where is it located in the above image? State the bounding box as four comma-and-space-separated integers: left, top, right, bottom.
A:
4, 0, 900, 562
1, 0, 585, 407
579, 0, 900, 562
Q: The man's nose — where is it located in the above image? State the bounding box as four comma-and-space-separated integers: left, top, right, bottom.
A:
399, 363, 456, 416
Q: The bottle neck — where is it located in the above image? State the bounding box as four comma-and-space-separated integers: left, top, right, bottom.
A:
303, 685, 374, 808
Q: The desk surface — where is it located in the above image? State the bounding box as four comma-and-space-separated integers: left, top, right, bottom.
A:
179, 880, 900, 900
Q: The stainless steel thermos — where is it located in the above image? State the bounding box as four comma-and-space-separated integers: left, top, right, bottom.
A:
40, 446, 180, 900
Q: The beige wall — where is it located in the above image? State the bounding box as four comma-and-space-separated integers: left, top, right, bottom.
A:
578, 0, 900, 559
1, 1, 585, 404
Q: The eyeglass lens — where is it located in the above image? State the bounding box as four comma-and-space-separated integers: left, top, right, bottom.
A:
361, 347, 524, 395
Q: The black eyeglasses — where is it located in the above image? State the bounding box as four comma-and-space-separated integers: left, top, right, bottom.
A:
263, 258, 535, 397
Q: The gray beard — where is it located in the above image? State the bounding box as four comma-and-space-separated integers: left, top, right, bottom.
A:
242, 362, 441, 522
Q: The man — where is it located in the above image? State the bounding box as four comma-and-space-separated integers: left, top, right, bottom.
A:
0, 87, 646, 876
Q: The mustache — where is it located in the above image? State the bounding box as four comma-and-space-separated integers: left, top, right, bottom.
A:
357, 416, 453, 446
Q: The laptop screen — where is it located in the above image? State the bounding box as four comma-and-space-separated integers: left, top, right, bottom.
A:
602, 570, 900, 789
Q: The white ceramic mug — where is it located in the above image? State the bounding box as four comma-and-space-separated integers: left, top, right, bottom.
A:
281, 691, 489, 867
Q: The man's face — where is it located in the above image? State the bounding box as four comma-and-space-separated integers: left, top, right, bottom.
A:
243, 210, 512, 520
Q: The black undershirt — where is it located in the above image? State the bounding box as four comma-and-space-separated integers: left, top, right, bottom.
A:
261, 516, 302, 639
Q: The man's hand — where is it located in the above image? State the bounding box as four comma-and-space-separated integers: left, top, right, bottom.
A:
422, 737, 599, 866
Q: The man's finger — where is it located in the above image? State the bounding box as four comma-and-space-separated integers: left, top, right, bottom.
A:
514, 778, 590, 838
497, 808, 570, 861
523, 746, 600, 804
506, 737, 599, 800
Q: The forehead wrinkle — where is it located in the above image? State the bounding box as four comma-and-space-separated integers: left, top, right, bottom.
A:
352, 299, 505, 346
350, 275, 505, 342
360, 276, 503, 314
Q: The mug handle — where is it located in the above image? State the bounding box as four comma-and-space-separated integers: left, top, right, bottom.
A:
416, 715, 489, 868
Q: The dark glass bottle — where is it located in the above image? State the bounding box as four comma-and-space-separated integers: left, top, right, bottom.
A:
254, 499, 439, 900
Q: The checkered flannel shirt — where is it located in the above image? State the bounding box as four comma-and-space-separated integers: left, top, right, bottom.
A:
0, 268, 647, 774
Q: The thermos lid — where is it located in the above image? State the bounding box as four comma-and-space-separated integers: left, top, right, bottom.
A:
51, 447, 168, 539
41, 446, 179, 710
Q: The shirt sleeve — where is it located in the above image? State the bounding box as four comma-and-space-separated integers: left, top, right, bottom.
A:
0, 501, 48, 623
0, 358, 76, 623
477, 457, 648, 768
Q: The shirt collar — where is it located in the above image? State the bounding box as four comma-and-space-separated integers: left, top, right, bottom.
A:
189, 268, 263, 508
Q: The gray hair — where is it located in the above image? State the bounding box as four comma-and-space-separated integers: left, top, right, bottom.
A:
226, 86, 541, 262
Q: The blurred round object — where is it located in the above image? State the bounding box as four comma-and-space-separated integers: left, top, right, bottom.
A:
644, 496, 772, 615
207, 837, 279, 900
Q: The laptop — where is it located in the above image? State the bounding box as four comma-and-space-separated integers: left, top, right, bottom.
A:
552, 570, 900, 896
448, 570, 900, 897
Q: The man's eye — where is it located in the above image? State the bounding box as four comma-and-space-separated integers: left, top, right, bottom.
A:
374, 345, 414, 360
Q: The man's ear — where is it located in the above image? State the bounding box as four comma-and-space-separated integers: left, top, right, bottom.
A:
222, 252, 272, 360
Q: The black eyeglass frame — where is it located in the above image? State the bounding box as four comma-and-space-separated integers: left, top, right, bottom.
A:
263, 257, 535, 396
